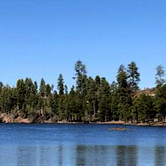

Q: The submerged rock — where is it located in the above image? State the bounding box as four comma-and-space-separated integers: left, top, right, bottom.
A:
108, 127, 132, 131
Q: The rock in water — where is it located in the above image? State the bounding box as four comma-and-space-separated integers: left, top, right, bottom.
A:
108, 127, 132, 131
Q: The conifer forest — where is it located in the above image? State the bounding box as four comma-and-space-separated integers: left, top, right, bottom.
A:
0, 61, 166, 124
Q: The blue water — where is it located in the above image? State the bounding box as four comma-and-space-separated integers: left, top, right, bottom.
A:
0, 124, 166, 166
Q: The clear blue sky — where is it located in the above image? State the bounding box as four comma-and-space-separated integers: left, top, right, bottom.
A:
0, 0, 166, 90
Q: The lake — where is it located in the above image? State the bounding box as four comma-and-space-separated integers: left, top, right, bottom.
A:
0, 124, 166, 166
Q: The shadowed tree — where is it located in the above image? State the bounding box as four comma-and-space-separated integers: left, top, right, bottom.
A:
40, 78, 46, 97
57, 74, 64, 96
127, 62, 140, 93
45, 84, 51, 97
74, 60, 87, 95
132, 94, 154, 123
116, 65, 132, 121
16, 79, 26, 110
117, 65, 128, 89
154, 85, 166, 123
155, 65, 165, 88
98, 77, 111, 121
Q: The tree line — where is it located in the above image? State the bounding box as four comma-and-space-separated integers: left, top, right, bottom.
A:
0, 61, 166, 123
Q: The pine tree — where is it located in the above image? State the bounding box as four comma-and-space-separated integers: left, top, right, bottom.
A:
57, 74, 64, 95
74, 60, 87, 95
154, 85, 166, 123
155, 65, 165, 88
116, 65, 132, 121
46, 84, 51, 97
16, 79, 26, 110
127, 62, 140, 92
40, 78, 46, 97
98, 77, 111, 121
133, 94, 154, 123
117, 65, 128, 89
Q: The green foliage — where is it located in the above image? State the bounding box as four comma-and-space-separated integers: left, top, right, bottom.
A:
45, 84, 52, 97
74, 60, 87, 95
127, 61, 140, 92
98, 95, 112, 122
16, 79, 26, 110
40, 78, 46, 97
111, 94, 119, 120
155, 65, 165, 88
0, 86, 16, 113
154, 85, 166, 122
117, 65, 128, 89
116, 65, 132, 121
132, 94, 154, 123
0, 61, 165, 124
58, 74, 64, 96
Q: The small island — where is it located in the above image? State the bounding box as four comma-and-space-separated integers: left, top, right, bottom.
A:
108, 127, 132, 131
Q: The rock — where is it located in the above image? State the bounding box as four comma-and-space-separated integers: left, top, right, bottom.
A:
108, 127, 132, 131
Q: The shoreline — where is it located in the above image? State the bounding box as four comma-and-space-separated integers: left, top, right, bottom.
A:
0, 119, 166, 127
1, 113, 165, 127
97, 121, 166, 127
